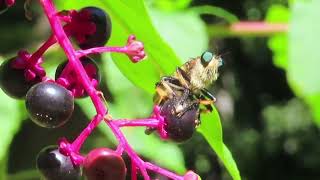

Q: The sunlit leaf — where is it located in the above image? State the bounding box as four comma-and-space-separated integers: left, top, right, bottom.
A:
0, 91, 24, 178
149, 8, 208, 60
191, 5, 239, 23
57, 0, 181, 94
289, 0, 320, 125
198, 108, 241, 180
266, 5, 289, 69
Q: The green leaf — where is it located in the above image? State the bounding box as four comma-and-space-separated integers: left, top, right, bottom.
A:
0, 91, 24, 177
148, 9, 208, 61
266, 5, 289, 69
152, 0, 193, 11
191, 5, 239, 23
198, 108, 241, 180
57, 0, 181, 94
289, 0, 320, 125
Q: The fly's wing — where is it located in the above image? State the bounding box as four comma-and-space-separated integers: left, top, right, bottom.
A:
153, 76, 184, 105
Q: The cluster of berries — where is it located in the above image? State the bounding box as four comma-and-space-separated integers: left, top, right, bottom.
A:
0, 1, 201, 180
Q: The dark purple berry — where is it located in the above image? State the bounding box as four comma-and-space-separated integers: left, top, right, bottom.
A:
160, 94, 199, 142
36, 145, 81, 180
0, 0, 8, 14
77, 7, 112, 49
55, 56, 100, 98
0, 57, 40, 99
83, 148, 126, 180
26, 82, 74, 128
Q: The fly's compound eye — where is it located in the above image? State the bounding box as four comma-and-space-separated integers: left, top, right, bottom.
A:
200, 51, 214, 66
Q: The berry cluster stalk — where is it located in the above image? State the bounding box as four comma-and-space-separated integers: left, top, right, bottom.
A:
39, 0, 187, 179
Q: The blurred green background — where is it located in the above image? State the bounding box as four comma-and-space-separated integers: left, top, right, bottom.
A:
1, 0, 320, 180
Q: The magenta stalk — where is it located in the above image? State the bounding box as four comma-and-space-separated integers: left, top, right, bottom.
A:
71, 115, 103, 153
40, 0, 106, 115
145, 162, 184, 180
28, 34, 56, 65
76, 46, 129, 57
230, 21, 288, 34
112, 118, 160, 128
131, 160, 138, 180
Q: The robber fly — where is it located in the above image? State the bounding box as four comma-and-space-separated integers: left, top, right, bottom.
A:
147, 51, 223, 141
154, 51, 223, 111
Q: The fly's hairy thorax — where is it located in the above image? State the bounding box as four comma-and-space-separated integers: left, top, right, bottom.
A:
175, 58, 219, 93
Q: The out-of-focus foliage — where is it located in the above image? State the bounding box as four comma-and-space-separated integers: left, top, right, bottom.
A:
266, 4, 289, 69
267, 1, 320, 126
289, 0, 320, 125
0, 54, 27, 178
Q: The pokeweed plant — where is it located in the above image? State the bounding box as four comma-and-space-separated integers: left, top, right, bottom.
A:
0, 0, 242, 180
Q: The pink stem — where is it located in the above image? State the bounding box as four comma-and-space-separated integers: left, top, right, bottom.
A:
115, 144, 125, 155
230, 21, 288, 34
145, 162, 184, 180
40, 0, 106, 115
28, 34, 56, 65
132, 160, 138, 180
106, 120, 150, 180
71, 115, 103, 152
76, 46, 129, 58
112, 118, 160, 128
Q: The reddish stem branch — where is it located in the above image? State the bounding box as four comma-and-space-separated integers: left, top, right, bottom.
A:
145, 162, 183, 180
230, 21, 288, 34
208, 21, 288, 37
71, 115, 103, 153
40, 0, 106, 115
112, 118, 160, 128
28, 34, 56, 65
76, 46, 128, 57
131, 160, 138, 180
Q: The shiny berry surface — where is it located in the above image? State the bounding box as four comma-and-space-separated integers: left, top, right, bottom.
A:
26, 82, 74, 128
161, 97, 199, 142
36, 145, 81, 180
78, 7, 112, 49
0, 57, 40, 99
83, 148, 126, 180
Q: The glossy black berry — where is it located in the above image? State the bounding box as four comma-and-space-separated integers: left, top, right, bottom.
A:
77, 7, 112, 49
36, 145, 81, 180
55, 56, 100, 98
26, 82, 74, 128
0, 0, 8, 14
161, 94, 199, 142
0, 57, 40, 99
83, 148, 126, 180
